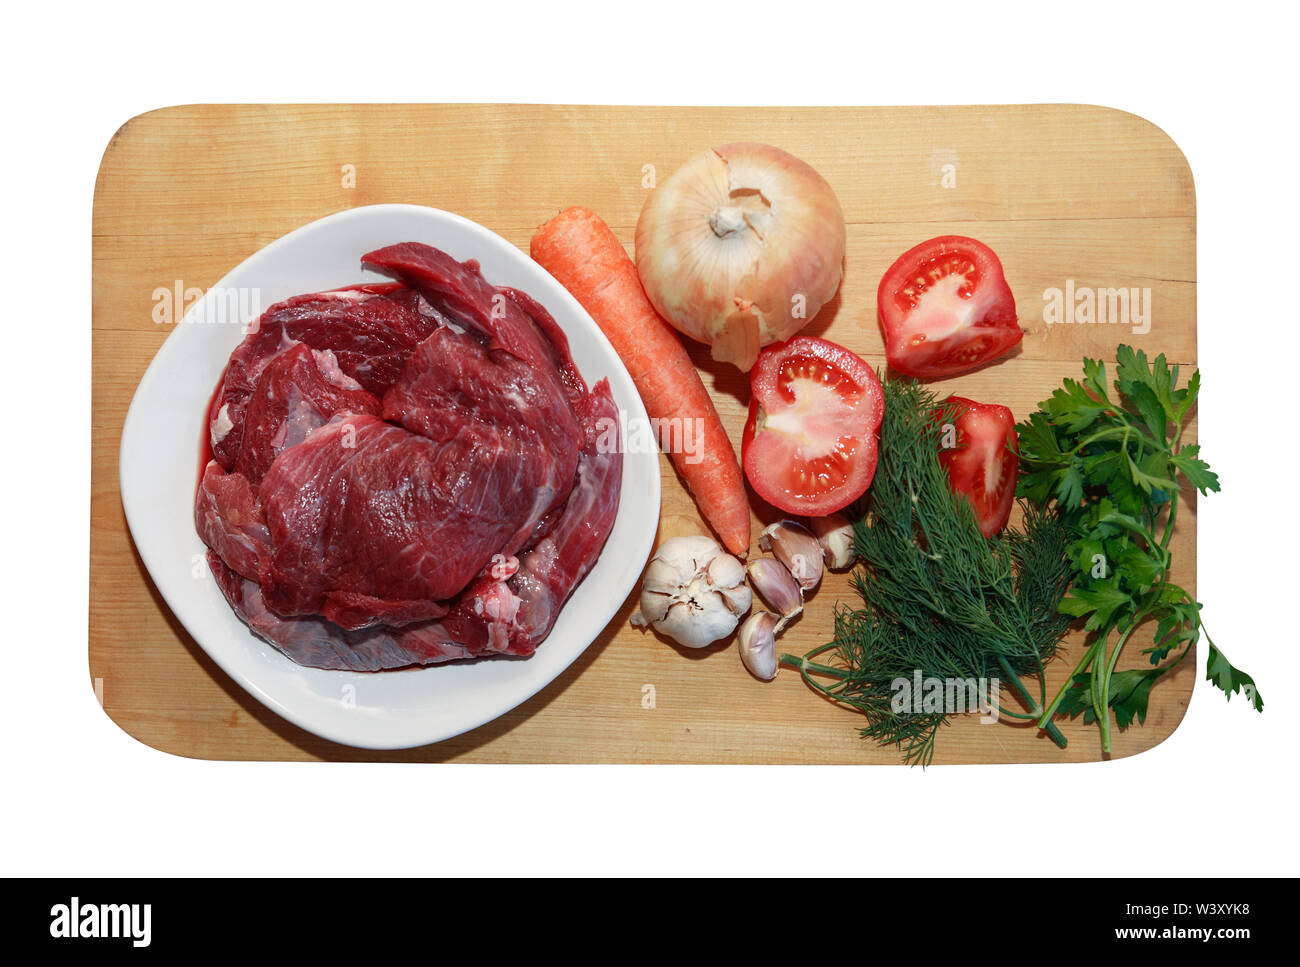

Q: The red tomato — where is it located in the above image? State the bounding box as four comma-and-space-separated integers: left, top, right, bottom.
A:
742, 337, 884, 516
877, 236, 1022, 380
937, 396, 1019, 538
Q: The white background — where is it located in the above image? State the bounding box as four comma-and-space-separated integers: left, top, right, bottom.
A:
3, 1, 1296, 876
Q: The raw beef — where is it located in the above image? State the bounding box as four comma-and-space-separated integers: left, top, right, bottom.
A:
204, 382, 621, 670
232, 343, 381, 484
195, 243, 622, 670
207, 284, 441, 472
195, 463, 269, 583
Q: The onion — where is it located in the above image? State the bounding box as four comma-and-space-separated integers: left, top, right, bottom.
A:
635, 142, 846, 371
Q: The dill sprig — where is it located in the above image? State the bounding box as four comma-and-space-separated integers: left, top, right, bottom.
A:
780, 378, 1073, 765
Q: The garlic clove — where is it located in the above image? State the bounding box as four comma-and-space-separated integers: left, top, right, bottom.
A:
716, 581, 754, 617
746, 557, 803, 619
810, 512, 857, 570
705, 542, 752, 614
759, 520, 824, 592
706, 551, 747, 595
738, 611, 780, 681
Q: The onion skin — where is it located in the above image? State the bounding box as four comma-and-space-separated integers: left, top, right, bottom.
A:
635, 142, 846, 372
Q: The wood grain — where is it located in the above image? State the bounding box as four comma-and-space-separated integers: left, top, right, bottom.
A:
91, 104, 1196, 763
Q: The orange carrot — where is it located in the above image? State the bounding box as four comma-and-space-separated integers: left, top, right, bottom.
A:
531, 207, 751, 556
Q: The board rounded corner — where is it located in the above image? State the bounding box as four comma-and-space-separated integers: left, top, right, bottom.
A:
87, 666, 232, 765
1097, 665, 1196, 766
94, 103, 203, 216
1071, 102, 1196, 213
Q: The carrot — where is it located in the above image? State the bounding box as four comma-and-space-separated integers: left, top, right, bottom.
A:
531, 207, 751, 556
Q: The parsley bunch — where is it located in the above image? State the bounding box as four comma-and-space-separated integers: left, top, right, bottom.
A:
1016, 346, 1261, 753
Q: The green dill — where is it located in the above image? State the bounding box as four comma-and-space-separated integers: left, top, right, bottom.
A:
779, 379, 1073, 765
1017, 346, 1262, 753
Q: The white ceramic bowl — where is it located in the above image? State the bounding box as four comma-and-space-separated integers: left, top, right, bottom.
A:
119, 204, 660, 750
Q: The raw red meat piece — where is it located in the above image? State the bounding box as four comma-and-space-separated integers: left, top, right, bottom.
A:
196, 242, 623, 671
256, 409, 569, 630
206, 379, 622, 670
381, 325, 581, 555
245, 284, 443, 396
195, 462, 269, 583
208, 551, 476, 670
361, 243, 587, 403
438, 381, 623, 654
209, 284, 439, 470
233, 343, 381, 484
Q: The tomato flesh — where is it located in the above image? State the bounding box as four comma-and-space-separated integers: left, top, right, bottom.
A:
878, 236, 1021, 380
937, 396, 1019, 538
742, 337, 884, 516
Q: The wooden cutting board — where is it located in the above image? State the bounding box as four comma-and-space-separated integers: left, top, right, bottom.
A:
91, 104, 1196, 763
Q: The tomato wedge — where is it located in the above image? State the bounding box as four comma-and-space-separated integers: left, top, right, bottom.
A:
878, 236, 1022, 380
937, 396, 1019, 538
741, 337, 884, 516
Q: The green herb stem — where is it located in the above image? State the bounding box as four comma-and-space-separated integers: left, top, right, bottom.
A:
996, 654, 1067, 748
1098, 622, 1140, 754
1038, 638, 1102, 729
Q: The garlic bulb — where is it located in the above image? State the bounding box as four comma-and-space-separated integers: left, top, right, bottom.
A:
630, 535, 752, 648
635, 142, 846, 371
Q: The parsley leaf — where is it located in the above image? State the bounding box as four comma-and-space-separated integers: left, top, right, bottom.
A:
1058, 667, 1163, 729
1060, 580, 1132, 633
1206, 642, 1264, 711
1170, 446, 1220, 495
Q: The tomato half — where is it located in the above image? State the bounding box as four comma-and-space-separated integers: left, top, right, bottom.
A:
878, 236, 1022, 380
741, 336, 884, 516
937, 396, 1019, 538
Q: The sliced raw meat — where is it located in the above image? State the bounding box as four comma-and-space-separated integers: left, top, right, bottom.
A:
233, 343, 381, 484
248, 284, 447, 396
255, 413, 463, 627
195, 462, 269, 582
439, 379, 623, 655
381, 326, 581, 553
197, 242, 623, 671
206, 380, 622, 671
255, 402, 572, 631
497, 285, 588, 403
209, 551, 475, 671
361, 244, 586, 402
209, 284, 440, 470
